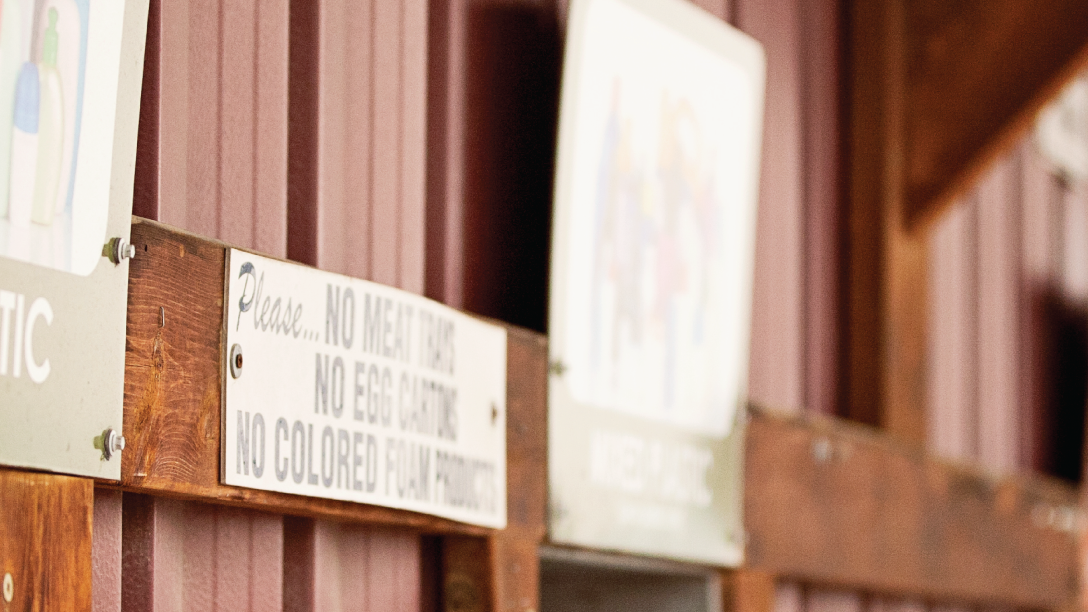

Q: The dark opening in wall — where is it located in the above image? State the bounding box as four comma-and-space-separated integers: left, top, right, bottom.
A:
1030, 286, 1087, 483
430, 3, 562, 333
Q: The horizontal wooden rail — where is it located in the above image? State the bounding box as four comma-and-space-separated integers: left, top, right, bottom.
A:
113, 218, 1079, 611
745, 408, 1079, 608
115, 218, 547, 537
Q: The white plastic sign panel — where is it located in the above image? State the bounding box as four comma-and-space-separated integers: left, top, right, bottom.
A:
223, 251, 508, 529
0, 0, 149, 479
548, 0, 765, 565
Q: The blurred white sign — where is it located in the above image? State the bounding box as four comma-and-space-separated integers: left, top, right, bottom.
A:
1037, 78, 1088, 184
548, 0, 764, 565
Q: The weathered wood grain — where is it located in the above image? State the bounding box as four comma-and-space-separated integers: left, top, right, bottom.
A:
745, 408, 1079, 608
121, 219, 1079, 607
721, 570, 775, 612
904, 0, 1088, 230
0, 468, 92, 611
122, 218, 544, 535
845, 0, 928, 444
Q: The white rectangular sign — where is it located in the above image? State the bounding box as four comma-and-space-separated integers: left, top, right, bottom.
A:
548, 0, 764, 565
0, 0, 149, 480
223, 250, 508, 529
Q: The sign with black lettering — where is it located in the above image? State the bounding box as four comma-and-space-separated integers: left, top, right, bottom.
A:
547, 0, 764, 564
223, 251, 507, 528
0, 0, 149, 479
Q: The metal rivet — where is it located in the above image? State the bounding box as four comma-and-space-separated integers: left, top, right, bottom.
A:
106, 237, 136, 264
3, 572, 12, 602
229, 344, 243, 379
103, 428, 125, 461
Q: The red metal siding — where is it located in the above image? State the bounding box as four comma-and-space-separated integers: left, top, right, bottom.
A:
93, 489, 123, 612
121, 495, 284, 612
134, 0, 289, 256
289, 0, 428, 291
739, 0, 806, 415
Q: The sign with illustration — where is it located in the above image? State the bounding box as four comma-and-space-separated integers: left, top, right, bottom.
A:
0, 0, 148, 479
223, 251, 508, 528
548, 0, 764, 565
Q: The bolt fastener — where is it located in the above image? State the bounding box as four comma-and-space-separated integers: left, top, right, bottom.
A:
548, 359, 568, 377
106, 237, 136, 264
103, 428, 125, 460
229, 344, 243, 379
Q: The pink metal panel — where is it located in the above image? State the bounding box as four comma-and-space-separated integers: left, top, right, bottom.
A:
1060, 186, 1088, 302
401, 0, 429, 295
292, 0, 427, 293
424, 0, 467, 307
799, 0, 842, 416
371, 0, 405, 288
218, 0, 258, 248
806, 589, 862, 612
686, 0, 729, 21
134, 0, 289, 256
121, 495, 284, 612
774, 581, 803, 612
307, 0, 372, 278
284, 519, 421, 612
92, 488, 123, 612
181, 0, 222, 240
927, 198, 978, 462
254, 0, 291, 255
976, 157, 1022, 472
738, 0, 806, 414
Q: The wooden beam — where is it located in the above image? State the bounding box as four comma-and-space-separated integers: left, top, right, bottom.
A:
722, 570, 776, 612
904, 0, 1088, 229
846, 0, 927, 444
119, 218, 547, 536
744, 408, 1079, 608
120, 219, 1077, 608
0, 468, 93, 610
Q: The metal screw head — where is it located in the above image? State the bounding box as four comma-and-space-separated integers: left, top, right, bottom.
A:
106, 237, 136, 264
4, 571, 14, 602
103, 428, 125, 460
229, 344, 243, 379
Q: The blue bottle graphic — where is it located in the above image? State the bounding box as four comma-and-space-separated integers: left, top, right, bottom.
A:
8, 60, 38, 226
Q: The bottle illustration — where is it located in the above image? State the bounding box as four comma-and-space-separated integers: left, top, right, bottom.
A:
42, 0, 79, 216
0, 0, 21, 220
31, 7, 61, 225
8, 60, 38, 226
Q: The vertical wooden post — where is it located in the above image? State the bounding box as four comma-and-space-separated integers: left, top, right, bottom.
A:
722, 570, 776, 612
0, 469, 93, 610
845, 0, 927, 444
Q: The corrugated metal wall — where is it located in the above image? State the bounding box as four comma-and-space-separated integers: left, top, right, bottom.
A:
90, 0, 1072, 609
928, 127, 1088, 480
103, 0, 432, 609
